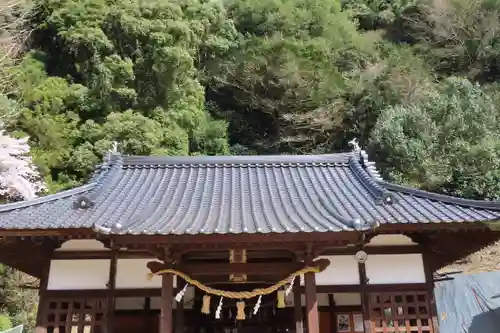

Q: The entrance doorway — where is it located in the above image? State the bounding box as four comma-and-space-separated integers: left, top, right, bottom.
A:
198, 304, 295, 333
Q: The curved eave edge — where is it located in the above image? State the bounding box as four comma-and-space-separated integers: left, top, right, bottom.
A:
0, 227, 95, 236
0, 183, 97, 213
1, 221, 497, 237
380, 181, 500, 211
0, 155, 119, 214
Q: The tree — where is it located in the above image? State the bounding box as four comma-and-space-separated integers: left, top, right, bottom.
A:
204, 0, 378, 154
369, 77, 500, 200
8, 0, 235, 191
341, 0, 419, 31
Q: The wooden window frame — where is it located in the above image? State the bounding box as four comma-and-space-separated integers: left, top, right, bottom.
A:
369, 291, 434, 333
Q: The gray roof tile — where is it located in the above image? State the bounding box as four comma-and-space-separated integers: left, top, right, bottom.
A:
0, 153, 499, 235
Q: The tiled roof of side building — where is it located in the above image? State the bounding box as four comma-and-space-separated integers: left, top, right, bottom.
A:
0, 152, 499, 235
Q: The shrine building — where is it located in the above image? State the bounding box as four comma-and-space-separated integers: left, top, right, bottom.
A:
1, 148, 500, 333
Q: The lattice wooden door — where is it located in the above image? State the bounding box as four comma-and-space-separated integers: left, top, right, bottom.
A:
43, 297, 107, 333
369, 292, 434, 333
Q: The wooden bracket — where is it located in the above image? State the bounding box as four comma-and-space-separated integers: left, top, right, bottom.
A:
146, 258, 331, 276
164, 247, 173, 264
293, 243, 316, 263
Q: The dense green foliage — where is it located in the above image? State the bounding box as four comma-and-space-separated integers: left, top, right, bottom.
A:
0, 314, 12, 331
370, 77, 500, 199
0, 264, 37, 332
2, 0, 499, 197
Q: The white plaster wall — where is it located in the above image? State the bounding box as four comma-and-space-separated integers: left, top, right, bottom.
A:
115, 297, 146, 310
150, 287, 194, 310
285, 293, 360, 307
285, 293, 329, 307
114, 287, 194, 310
300, 255, 359, 286
48, 259, 110, 290
56, 239, 109, 251
365, 254, 426, 284
116, 259, 177, 289
115, 297, 178, 310
181, 285, 195, 309
333, 293, 361, 306
150, 297, 178, 310
367, 234, 416, 246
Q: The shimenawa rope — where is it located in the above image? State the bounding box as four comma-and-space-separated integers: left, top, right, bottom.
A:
147, 265, 320, 299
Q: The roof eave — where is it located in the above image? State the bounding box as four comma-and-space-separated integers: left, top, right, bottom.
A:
0, 227, 95, 237
380, 181, 500, 211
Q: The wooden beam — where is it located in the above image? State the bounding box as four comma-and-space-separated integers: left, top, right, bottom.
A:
35, 258, 51, 333
160, 248, 174, 333
320, 245, 422, 256
304, 271, 319, 333
358, 261, 372, 333
114, 231, 359, 246
44, 288, 166, 298
183, 249, 295, 260
295, 283, 428, 294
106, 248, 118, 333
175, 280, 185, 333
0, 222, 494, 244
328, 294, 337, 333
293, 277, 303, 333
144, 297, 152, 333
178, 262, 304, 276
422, 250, 440, 333
160, 273, 174, 333
148, 258, 330, 276
181, 274, 289, 285
51, 250, 154, 260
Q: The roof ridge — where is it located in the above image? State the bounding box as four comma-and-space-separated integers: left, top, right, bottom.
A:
120, 153, 353, 166
0, 183, 96, 213
359, 150, 383, 181
348, 156, 396, 205
381, 181, 500, 211
88, 154, 123, 196
89, 153, 122, 181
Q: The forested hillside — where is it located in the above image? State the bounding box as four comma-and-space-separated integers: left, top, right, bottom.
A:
0, 0, 497, 199
1, 0, 500, 329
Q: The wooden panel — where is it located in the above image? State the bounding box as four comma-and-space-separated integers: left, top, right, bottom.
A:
114, 313, 158, 333
319, 311, 331, 333
369, 292, 434, 333
43, 298, 106, 333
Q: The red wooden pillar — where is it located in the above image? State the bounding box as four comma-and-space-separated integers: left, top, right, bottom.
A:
175, 279, 185, 333
160, 273, 174, 333
304, 271, 319, 333
328, 294, 337, 333
423, 251, 440, 333
35, 258, 51, 333
358, 262, 372, 333
293, 277, 304, 333
106, 247, 118, 333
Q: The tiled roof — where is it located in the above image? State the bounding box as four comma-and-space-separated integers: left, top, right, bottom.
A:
0, 153, 499, 235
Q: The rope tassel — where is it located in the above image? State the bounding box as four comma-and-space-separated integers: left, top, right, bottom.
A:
175, 283, 188, 302
201, 295, 211, 314
277, 290, 286, 308
236, 301, 246, 320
